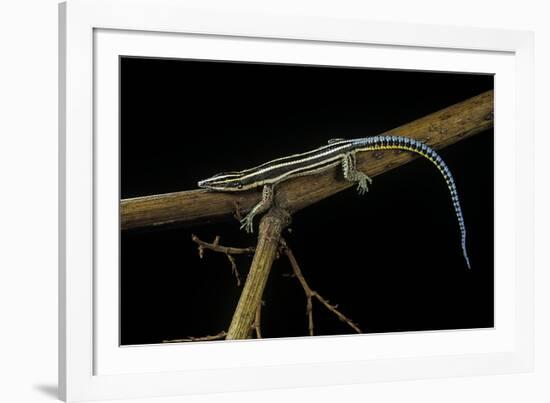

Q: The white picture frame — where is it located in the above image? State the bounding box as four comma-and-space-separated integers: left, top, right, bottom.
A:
59, 0, 534, 401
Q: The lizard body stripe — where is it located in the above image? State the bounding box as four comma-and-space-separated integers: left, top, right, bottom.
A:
198, 135, 471, 268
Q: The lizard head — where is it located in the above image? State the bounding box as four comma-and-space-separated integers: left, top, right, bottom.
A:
198, 171, 245, 191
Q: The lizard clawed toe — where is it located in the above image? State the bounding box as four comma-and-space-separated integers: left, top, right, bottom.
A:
239, 216, 255, 233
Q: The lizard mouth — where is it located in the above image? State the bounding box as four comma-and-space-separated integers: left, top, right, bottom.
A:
197, 179, 217, 189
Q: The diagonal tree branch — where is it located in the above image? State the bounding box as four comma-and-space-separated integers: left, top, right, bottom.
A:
280, 238, 361, 336
121, 90, 493, 230
225, 207, 291, 340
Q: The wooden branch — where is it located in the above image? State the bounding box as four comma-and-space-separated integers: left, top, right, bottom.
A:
253, 301, 264, 339
121, 90, 493, 230
162, 331, 227, 343
191, 234, 256, 256
280, 238, 361, 335
191, 234, 256, 286
226, 208, 291, 340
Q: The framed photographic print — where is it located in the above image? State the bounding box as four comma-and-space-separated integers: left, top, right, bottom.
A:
59, 0, 534, 401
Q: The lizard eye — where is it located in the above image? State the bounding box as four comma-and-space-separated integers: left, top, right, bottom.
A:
237, 182, 243, 189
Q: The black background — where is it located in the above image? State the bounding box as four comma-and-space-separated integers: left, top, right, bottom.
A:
120, 57, 494, 345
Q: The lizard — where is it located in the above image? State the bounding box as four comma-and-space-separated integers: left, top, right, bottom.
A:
198, 135, 471, 269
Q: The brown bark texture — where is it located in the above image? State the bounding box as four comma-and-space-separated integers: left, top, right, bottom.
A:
225, 208, 291, 340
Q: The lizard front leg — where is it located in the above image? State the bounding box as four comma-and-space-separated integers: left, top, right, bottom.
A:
342, 152, 372, 195
240, 184, 274, 233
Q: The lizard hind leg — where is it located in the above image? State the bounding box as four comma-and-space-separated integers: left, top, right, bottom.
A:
342, 152, 372, 195
239, 184, 274, 233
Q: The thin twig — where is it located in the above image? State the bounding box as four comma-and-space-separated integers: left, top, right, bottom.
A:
192, 234, 255, 255
233, 202, 244, 221
225, 254, 240, 286
280, 238, 362, 335
162, 331, 227, 343
191, 234, 255, 286
313, 292, 361, 333
253, 300, 264, 339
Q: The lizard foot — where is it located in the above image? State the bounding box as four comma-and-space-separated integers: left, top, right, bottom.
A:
356, 172, 373, 195
239, 213, 256, 233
